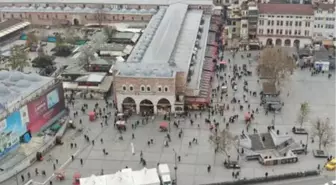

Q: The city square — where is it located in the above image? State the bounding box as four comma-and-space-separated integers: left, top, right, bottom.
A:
1, 50, 334, 185
0, 0, 334, 185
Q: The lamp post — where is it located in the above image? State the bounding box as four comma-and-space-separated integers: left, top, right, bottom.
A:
15, 170, 19, 185
173, 149, 177, 184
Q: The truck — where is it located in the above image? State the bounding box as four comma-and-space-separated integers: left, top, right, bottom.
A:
157, 164, 172, 185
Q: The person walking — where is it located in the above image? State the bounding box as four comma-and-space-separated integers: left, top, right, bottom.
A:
80, 158, 83, 165
207, 165, 211, 173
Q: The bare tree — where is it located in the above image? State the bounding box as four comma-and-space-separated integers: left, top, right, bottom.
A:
26, 32, 38, 49
210, 129, 234, 159
103, 26, 117, 43
95, 7, 105, 28
257, 47, 296, 86
311, 117, 335, 150
297, 101, 310, 128
79, 45, 95, 65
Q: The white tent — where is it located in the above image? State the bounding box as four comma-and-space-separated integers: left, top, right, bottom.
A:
132, 168, 160, 185
105, 171, 134, 185
80, 175, 106, 185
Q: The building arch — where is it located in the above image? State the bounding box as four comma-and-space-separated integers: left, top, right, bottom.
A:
284, 39, 291, 46
122, 97, 136, 114
73, 18, 79, 25
157, 98, 171, 114
139, 99, 154, 115
266, 38, 273, 46
293, 39, 300, 48
275, 39, 282, 46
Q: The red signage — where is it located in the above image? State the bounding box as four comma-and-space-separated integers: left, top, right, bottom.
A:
27, 83, 65, 133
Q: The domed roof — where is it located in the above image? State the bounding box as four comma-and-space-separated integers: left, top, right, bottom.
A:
28, 6, 35, 10
103, 7, 110, 12
139, 9, 147, 13
9, 71, 23, 82
46, 6, 53, 11
0, 84, 10, 95
37, 6, 45, 10
54, 6, 61, 11
73, 7, 83, 11
25, 73, 41, 82
83, 7, 92, 12
149, 8, 157, 13
120, 8, 128, 13
16, 80, 30, 88
19, 6, 26, 9
63, 7, 72, 11
130, 9, 137, 13
111, 8, 119, 12
0, 71, 9, 80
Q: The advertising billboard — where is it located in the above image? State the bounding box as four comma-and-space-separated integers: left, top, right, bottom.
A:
27, 83, 65, 133
0, 111, 26, 159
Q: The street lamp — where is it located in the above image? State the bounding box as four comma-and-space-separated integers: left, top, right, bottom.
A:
173, 149, 177, 184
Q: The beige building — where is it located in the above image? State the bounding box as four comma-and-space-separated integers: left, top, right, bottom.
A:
257, 3, 314, 48
0, 0, 213, 25
114, 4, 218, 114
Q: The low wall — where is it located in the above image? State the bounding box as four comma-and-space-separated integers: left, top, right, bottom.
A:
0, 115, 69, 183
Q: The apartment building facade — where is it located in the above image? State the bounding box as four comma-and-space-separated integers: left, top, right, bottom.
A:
257, 3, 314, 48
313, 3, 335, 40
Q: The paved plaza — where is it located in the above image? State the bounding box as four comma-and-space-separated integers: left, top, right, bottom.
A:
2, 50, 336, 185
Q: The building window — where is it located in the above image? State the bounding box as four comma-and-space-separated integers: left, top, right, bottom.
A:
46, 14, 49, 19
267, 20, 270, 26
289, 30, 292, 35
305, 22, 310, 27
276, 21, 279, 26
164, 86, 169, 92
129, 85, 134, 91
279, 29, 283, 35
11, 14, 14, 18
304, 30, 309, 36
122, 85, 127, 91
65, 15, 67, 18
271, 21, 274, 25
141, 16, 143, 21
285, 30, 288, 35
85, 15, 87, 19
158, 86, 162, 92
232, 28, 236, 32
280, 21, 283, 26
146, 85, 151, 92
140, 85, 145, 92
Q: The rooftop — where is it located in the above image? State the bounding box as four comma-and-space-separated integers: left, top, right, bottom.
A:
118, 4, 207, 78
0, 70, 53, 112
0, 0, 213, 5
315, 3, 335, 11
0, 19, 22, 31
141, 3, 188, 64
258, 3, 314, 15
0, 6, 157, 15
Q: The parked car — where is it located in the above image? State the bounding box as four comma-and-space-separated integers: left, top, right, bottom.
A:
224, 160, 240, 169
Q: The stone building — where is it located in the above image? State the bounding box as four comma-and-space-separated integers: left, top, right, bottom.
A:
257, 3, 314, 48
0, 0, 213, 25
114, 3, 219, 115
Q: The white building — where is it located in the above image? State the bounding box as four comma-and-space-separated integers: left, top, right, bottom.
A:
257, 4, 314, 48
313, 4, 336, 40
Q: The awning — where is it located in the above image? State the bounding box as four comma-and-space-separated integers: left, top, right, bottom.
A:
322, 40, 333, 46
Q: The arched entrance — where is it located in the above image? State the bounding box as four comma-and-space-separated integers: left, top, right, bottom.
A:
266, 38, 273, 46
139, 99, 154, 115
157, 98, 171, 114
293, 39, 300, 48
73, 19, 79, 25
284, 39, 291, 46
275, 39, 282, 46
122, 97, 136, 114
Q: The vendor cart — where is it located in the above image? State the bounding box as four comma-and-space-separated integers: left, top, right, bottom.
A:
88, 111, 95, 122
116, 120, 126, 131
73, 172, 81, 185
244, 112, 251, 123
55, 170, 65, 181
159, 122, 168, 132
